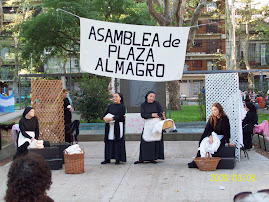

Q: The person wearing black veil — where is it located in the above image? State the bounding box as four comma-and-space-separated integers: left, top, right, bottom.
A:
134, 91, 164, 164
242, 102, 258, 150
101, 92, 126, 165
14, 107, 39, 159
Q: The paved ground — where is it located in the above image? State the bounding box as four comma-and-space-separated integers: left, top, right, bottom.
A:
0, 141, 268, 202
0, 109, 24, 123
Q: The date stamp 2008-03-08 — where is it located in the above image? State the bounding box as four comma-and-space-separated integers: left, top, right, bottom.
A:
210, 174, 256, 182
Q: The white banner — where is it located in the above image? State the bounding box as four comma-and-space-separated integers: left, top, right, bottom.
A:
80, 18, 190, 82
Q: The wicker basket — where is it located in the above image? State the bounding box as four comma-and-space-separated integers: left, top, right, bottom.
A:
194, 153, 221, 171
161, 113, 173, 130
64, 149, 85, 174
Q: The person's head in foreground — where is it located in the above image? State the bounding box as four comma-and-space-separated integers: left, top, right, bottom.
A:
233, 189, 269, 202
5, 153, 53, 202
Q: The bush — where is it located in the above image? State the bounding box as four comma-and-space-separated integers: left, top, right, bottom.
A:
71, 75, 112, 122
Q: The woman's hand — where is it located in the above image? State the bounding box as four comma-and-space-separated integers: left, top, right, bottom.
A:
208, 136, 213, 144
229, 143, 236, 146
152, 113, 159, 118
31, 137, 35, 142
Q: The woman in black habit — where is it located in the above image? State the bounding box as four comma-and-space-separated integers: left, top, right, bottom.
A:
101, 93, 126, 165
134, 91, 164, 164
188, 102, 231, 168
242, 102, 258, 150
14, 107, 39, 159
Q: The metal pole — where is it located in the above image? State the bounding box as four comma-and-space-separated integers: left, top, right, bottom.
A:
260, 71, 263, 90
69, 53, 72, 91
19, 75, 21, 109
168, 101, 171, 119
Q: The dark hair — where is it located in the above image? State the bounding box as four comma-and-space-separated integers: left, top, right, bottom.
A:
5, 153, 53, 202
144, 91, 155, 103
114, 92, 124, 103
245, 102, 256, 113
209, 102, 226, 128
22, 107, 34, 118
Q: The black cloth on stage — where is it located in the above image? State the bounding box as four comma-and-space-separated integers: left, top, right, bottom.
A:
64, 97, 72, 142
139, 101, 164, 161
103, 103, 126, 162
63, 98, 72, 124
242, 103, 258, 149
196, 115, 230, 157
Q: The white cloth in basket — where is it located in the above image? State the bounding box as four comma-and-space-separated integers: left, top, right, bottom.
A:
65, 144, 83, 154
198, 132, 220, 157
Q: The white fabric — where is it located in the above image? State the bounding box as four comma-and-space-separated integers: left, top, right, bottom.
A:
152, 119, 176, 133
65, 144, 83, 154
198, 132, 221, 157
142, 118, 162, 142
80, 17, 190, 82
108, 122, 124, 140
105, 113, 115, 123
28, 140, 44, 149
217, 135, 224, 140
18, 131, 35, 147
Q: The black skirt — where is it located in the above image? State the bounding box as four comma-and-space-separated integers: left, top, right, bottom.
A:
243, 124, 254, 149
104, 137, 126, 162
139, 133, 164, 161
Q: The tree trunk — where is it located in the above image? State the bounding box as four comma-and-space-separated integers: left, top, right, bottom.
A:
242, 21, 253, 89
167, 81, 181, 110
146, 0, 207, 110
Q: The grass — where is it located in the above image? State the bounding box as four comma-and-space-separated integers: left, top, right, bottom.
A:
258, 113, 269, 124
169, 105, 269, 123
170, 105, 205, 122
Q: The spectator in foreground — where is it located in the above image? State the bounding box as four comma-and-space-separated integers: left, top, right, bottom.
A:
5, 153, 53, 202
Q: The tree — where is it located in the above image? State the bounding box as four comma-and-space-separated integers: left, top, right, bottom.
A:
235, 0, 269, 90
71, 75, 112, 122
144, 0, 207, 110
1, 0, 43, 101
18, 0, 155, 70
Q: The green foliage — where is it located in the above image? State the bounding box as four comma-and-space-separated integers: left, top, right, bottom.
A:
18, 0, 155, 68
1, 139, 6, 147
71, 75, 112, 122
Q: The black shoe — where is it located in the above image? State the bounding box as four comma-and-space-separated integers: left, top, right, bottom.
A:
134, 161, 144, 164
150, 160, 157, 164
188, 161, 198, 168
115, 160, 120, 165
101, 160, 110, 164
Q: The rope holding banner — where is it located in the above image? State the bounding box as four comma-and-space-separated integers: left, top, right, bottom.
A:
56, 8, 80, 19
